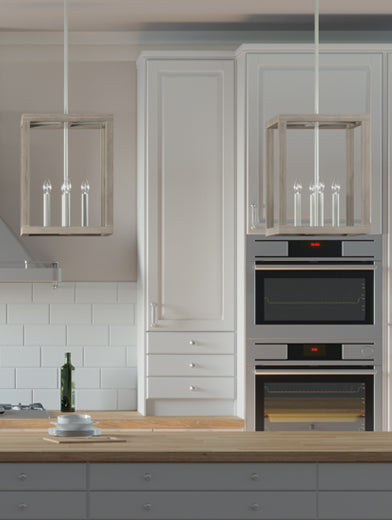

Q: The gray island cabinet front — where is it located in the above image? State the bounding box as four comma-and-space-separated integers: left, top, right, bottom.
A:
0, 461, 392, 519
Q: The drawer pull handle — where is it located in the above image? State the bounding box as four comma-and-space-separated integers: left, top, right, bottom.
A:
189, 340, 196, 346
189, 362, 196, 368
189, 385, 197, 391
17, 503, 28, 511
249, 503, 261, 511
144, 472, 152, 481
143, 503, 152, 511
18, 473, 27, 481
250, 473, 261, 481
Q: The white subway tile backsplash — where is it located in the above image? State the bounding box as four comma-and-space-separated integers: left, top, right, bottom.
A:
50, 304, 91, 324
16, 368, 57, 389
24, 325, 66, 346
0, 282, 138, 411
110, 325, 137, 346
101, 368, 137, 389
117, 283, 137, 303
0, 347, 40, 367
0, 389, 32, 403
0, 283, 32, 303
126, 347, 137, 367
74, 368, 100, 389
76, 283, 117, 303
32, 389, 60, 410
0, 368, 15, 388
68, 325, 109, 346
33, 283, 75, 303
117, 388, 137, 410
84, 347, 126, 367
93, 304, 134, 325
8, 304, 49, 324
0, 325, 23, 346
76, 389, 117, 410
41, 347, 83, 367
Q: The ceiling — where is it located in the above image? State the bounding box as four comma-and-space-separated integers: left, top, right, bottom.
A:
2, 0, 392, 32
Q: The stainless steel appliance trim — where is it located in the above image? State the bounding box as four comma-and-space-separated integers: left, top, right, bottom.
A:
255, 369, 376, 376
255, 264, 376, 271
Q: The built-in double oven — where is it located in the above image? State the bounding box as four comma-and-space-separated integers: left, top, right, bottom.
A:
246, 235, 382, 431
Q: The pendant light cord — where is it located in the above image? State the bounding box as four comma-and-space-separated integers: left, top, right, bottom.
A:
63, 0, 69, 184
314, 0, 320, 188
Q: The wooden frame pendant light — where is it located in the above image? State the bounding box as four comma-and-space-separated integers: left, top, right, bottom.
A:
265, 0, 371, 236
20, 0, 113, 236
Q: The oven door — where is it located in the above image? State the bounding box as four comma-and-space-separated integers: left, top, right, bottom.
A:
255, 263, 374, 325
255, 368, 375, 432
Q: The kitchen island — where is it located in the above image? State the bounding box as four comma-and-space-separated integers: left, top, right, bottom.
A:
1, 431, 392, 519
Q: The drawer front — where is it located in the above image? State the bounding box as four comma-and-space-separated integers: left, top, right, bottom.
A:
147, 332, 235, 354
147, 355, 234, 376
90, 463, 316, 490
147, 377, 235, 399
319, 491, 392, 519
89, 491, 316, 519
0, 491, 87, 519
0, 463, 86, 490
319, 463, 392, 490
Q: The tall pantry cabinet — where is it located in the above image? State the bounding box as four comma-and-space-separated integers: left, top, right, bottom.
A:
137, 52, 236, 416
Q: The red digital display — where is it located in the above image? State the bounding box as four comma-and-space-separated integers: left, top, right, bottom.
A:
311, 347, 318, 352
310, 242, 321, 247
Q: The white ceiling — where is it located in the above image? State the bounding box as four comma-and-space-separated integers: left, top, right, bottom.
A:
1, 0, 392, 32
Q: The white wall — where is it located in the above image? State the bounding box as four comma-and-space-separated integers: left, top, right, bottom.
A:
0, 281, 137, 410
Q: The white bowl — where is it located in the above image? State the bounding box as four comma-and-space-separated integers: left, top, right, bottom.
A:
57, 414, 92, 424
51, 421, 98, 431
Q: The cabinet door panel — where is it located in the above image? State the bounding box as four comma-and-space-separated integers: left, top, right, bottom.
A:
319, 491, 392, 519
90, 491, 316, 519
146, 59, 235, 331
0, 463, 86, 490
319, 463, 392, 490
147, 354, 234, 376
147, 332, 235, 354
147, 376, 234, 399
244, 51, 382, 233
90, 462, 316, 491
0, 491, 86, 519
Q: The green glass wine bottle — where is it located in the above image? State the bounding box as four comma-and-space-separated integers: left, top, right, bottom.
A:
60, 352, 75, 412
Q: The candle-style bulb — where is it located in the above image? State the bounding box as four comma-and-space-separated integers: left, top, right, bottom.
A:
293, 180, 302, 227
81, 179, 90, 227
331, 181, 341, 227
42, 179, 52, 227
61, 179, 72, 227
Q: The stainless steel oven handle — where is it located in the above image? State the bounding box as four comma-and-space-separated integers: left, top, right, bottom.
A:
255, 369, 376, 376
255, 265, 375, 271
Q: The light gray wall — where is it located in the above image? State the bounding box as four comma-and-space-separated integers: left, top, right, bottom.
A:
0, 49, 136, 281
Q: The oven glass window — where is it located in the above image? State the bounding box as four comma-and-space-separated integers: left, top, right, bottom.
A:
255, 375, 373, 431
255, 270, 373, 324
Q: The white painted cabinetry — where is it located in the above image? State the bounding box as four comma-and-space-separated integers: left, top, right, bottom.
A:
236, 46, 382, 234
137, 53, 236, 416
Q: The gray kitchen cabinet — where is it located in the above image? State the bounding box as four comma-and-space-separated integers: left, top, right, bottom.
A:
137, 52, 236, 416
236, 45, 382, 234
89, 463, 317, 519
0, 463, 87, 519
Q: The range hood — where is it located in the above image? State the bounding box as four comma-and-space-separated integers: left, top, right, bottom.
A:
0, 218, 61, 283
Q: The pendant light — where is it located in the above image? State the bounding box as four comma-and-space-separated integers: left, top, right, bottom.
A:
264, 0, 371, 236
20, 0, 113, 236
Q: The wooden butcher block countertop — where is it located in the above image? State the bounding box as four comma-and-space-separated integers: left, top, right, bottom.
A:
1, 431, 392, 463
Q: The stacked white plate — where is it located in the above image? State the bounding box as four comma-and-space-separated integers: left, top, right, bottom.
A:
48, 414, 101, 437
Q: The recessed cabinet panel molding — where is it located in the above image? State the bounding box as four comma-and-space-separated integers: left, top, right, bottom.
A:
144, 57, 235, 332
147, 376, 235, 399
237, 46, 382, 234
147, 354, 235, 377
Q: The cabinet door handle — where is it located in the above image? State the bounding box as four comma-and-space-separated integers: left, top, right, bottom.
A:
250, 203, 258, 230
18, 473, 27, 481
149, 302, 158, 328
189, 385, 198, 391
143, 503, 152, 511
249, 503, 261, 511
17, 503, 28, 511
250, 473, 261, 481
189, 362, 196, 368
144, 472, 152, 481
189, 340, 196, 346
